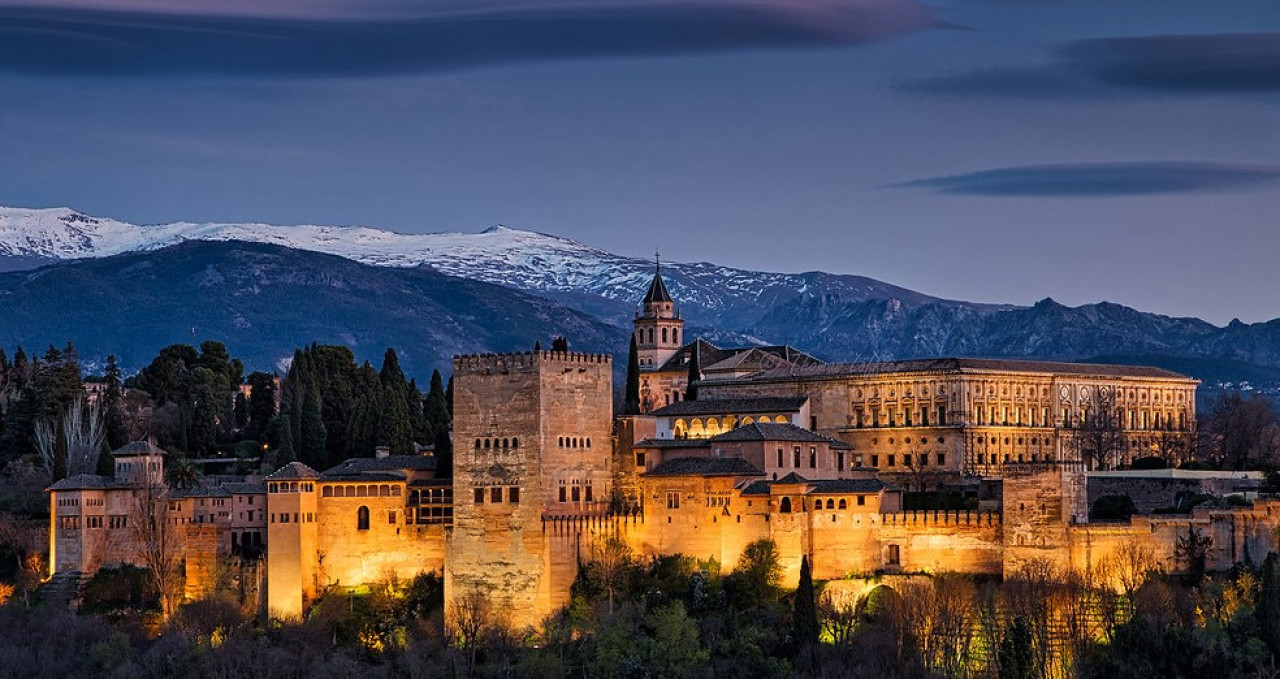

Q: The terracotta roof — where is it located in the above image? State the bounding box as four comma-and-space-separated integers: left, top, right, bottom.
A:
267, 462, 321, 480
643, 457, 765, 477
709, 423, 852, 449
650, 396, 808, 417
739, 357, 1191, 382
321, 472, 406, 482
740, 480, 772, 495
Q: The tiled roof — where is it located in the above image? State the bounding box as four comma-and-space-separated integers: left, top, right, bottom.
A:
409, 478, 453, 488
739, 357, 1191, 382
650, 396, 808, 417
321, 472, 406, 482
775, 472, 810, 484
48, 474, 111, 491
222, 482, 267, 495
643, 269, 673, 304
653, 339, 823, 375
267, 462, 321, 480
709, 423, 852, 449
740, 480, 772, 495
321, 454, 437, 477
111, 440, 167, 457
170, 483, 232, 499
643, 457, 765, 477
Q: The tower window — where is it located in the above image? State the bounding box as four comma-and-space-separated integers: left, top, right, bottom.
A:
491, 487, 503, 503
357, 506, 370, 531
672, 329, 679, 343
662, 328, 668, 343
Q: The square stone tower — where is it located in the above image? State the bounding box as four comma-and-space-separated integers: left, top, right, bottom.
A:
446, 350, 613, 632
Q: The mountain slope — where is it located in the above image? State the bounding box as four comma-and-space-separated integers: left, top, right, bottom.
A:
0, 240, 625, 376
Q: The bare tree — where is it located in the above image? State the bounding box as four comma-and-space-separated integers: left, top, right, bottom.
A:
130, 475, 185, 621
34, 397, 106, 479
1099, 542, 1158, 616
1075, 402, 1126, 470
1154, 429, 1196, 467
588, 534, 634, 616
450, 586, 495, 675
817, 587, 860, 646
0, 515, 46, 608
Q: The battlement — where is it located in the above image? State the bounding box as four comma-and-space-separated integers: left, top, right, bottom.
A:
881, 509, 1002, 527
453, 351, 613, 374
1001, 460, 1085, 476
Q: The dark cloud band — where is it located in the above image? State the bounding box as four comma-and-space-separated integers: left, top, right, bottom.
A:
893, 162, 1280, 197
900, 32, 1280, 98
0, 1, 934, 77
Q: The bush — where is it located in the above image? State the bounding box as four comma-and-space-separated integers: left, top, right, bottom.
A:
80, 564, 158, 614
1131, 456, 1168, 470
1091, 494, 1137, 522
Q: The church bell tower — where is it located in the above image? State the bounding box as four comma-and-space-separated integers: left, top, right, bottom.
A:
633, 257, 684, 372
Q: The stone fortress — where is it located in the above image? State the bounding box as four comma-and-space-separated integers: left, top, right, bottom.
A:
46, 265, 1280, 630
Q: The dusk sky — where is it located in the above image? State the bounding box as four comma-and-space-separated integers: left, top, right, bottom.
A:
0, 0, 1276, 325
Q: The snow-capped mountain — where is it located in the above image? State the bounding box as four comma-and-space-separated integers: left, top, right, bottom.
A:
0, 206, 938, 326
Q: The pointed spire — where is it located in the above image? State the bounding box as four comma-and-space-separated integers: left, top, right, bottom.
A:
642, 250, 673, 305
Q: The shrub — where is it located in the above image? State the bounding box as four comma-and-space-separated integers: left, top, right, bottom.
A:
1091, 495, 1137, 522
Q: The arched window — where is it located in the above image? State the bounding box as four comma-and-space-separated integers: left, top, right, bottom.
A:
826, 499, 835, 509
512, 438, 519, 448
673, 328, 679, 343
780, 497, 793, 513
502, 438, 509, 448
662, 328, 668, 343
357, 506, 370, 531
322, 486, 333, 498
648, 328, 654, 344
586, 438, 592, 448
838, 498, 847, 509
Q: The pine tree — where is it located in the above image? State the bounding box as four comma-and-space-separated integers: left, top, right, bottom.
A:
685, 343, 701, 401
625, 335, 641, 415
793, 555, 820, 648
551, 337, 569, 352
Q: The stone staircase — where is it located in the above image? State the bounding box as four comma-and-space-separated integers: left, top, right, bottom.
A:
35, 570, 86, 610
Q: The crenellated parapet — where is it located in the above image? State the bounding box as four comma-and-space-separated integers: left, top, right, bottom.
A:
452, 351, 612, 375
881, 509, 1002, 527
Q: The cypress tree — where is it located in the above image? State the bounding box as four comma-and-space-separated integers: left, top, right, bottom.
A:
793, 555, 820, 648
685, 343, 701, 401
998, 616, 1035, 679
433, 427, 452, 479
300, 382, 327, 467
446, 375, 454, 419
1259, 553, 1280, 657
276, 418, 297, 466
408, 378, 430, 443
378, 349, 413, 456
425, 370, 450, 435
551, 337, 569, 352
245, 372, 277, 441
102, 354, 129, 450
625, 335, 641, 414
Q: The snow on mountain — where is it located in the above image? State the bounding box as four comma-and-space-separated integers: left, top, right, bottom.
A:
0, 206, 937, 322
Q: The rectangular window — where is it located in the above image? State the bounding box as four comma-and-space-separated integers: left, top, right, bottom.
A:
903, 453, 912, 467
888, 410, 896, 427
810, 415, 818, 430
793, 446, 801, 468
837, 452, 845, 472
777, 449, 784, 467
559, 486, 567, 503
636, 452, 646, 468
809, 447, 817, 468
857, 495, 866, 506
585, 485, 594, 502
937, 453, 946, 466
666, 492, 680, 510
855, 407, 864, 428
887, 544, 900, 566
388, 510, 397, 524
474, 488, 485, 504
871, 454, 879, 468
920, 453, 928, 466
887, 454, 896, 467
920, 409, 929, 426
904, 410, 912, 427
509, 487, 520, 504
491, 487, 503, 503
571, 486, 581, 502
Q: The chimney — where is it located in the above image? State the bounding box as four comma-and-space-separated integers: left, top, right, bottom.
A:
375, 445, 391, 459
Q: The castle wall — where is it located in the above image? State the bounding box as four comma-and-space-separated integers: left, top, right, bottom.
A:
880, 511, 1004, 575
314, 486, 445, 588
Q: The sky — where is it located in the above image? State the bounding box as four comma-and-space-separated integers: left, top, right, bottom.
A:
0, 0, 1276, 325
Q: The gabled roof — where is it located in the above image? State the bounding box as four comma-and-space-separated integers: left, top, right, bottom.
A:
775, 472, 810, 485
267, 461, 321, 480
740, 480, 772, 495
650, 396, 808, 418
321, 454, 437, 477
652, 339, 823, 375
709, 423, 852, 449
643, 269, 673, 305
111, 440, 166, 457
642, 457, 765, 477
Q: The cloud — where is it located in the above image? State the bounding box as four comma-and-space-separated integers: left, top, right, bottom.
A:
0, 0, 936, 77
1061, 33, 1280, 93
899, 32, 1280, 99
891, 162, 1280, 197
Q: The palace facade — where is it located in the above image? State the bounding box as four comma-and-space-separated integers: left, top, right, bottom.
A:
45, 266, 1277, 632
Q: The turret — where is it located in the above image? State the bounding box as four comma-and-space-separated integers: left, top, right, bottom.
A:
633, 258, 684, 371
